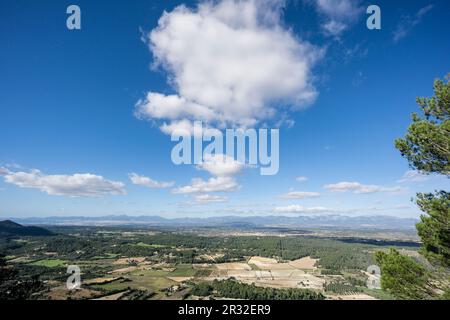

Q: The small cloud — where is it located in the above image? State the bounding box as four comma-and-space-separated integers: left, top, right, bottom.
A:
172, 153, 244, 197
5, 163, 24, 169
397, 170, 431, 183
393, 4, 434, 42
312, 0, 364, 38
129, 173, 174, 189
2, 169, 125, 197
196, 154, 244, 177
194, 194, 228, 204
172, 176, 240, 194
352, 71, 366, 87
324, 181, 404, 194
296, 176, 308, 182
322, 20, 347, 37
343, 43, 369, 62
280, 191, 320, 199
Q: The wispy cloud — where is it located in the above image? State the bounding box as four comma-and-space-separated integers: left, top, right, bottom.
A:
312, 0, 364, 37
393, 4, 434, 42
296, 176, 308, 182
397, 170, 430, 183
323, 181, 404, 194
129, 173, 174, 189
194, 194, 228, 204
280, 191, 320, 199
274, 204, 414, 214
396, 170, 447, 184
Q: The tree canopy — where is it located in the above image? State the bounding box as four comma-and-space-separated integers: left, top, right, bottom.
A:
375, 249, 431, 300
382, 74, 450, 300
395, 74, 450, 268
395, 74, 450, 175
415, 191, 450, 267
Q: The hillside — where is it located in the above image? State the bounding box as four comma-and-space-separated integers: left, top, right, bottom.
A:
0, 220, 54, 237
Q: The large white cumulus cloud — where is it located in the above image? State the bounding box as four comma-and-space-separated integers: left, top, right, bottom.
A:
137, 0, 323, 133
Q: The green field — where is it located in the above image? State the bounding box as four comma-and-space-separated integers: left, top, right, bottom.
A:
135, 242, 166, 248
29, 259, 66, 268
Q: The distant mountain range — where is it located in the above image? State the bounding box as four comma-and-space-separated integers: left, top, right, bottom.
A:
8, 214, 419, 231
0, 220, 54, 237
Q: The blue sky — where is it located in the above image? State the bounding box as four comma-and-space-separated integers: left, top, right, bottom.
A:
0, 0, 449, 218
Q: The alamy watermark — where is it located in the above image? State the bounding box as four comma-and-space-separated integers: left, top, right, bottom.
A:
66, 4, 380, 31
366, 265, 382, 289
66, 5, 81, 30
366, 5, 381, 30
66, 265, 81, 290
170, 121, 279, 176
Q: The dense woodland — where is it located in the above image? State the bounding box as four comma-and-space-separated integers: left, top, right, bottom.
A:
192, 279, 325, 300
0, 254, 45, 299
0, 227, 415, 271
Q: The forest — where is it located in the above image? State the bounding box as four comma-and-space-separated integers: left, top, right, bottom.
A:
192, 279, 325, 300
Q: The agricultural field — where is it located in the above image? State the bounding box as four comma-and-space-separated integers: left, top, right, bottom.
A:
29, 259, 66, 268
207, 256, 325, 290
0, 224, 428, 300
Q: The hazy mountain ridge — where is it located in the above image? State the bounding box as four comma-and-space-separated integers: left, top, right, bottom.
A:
8, 214, 419, 231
